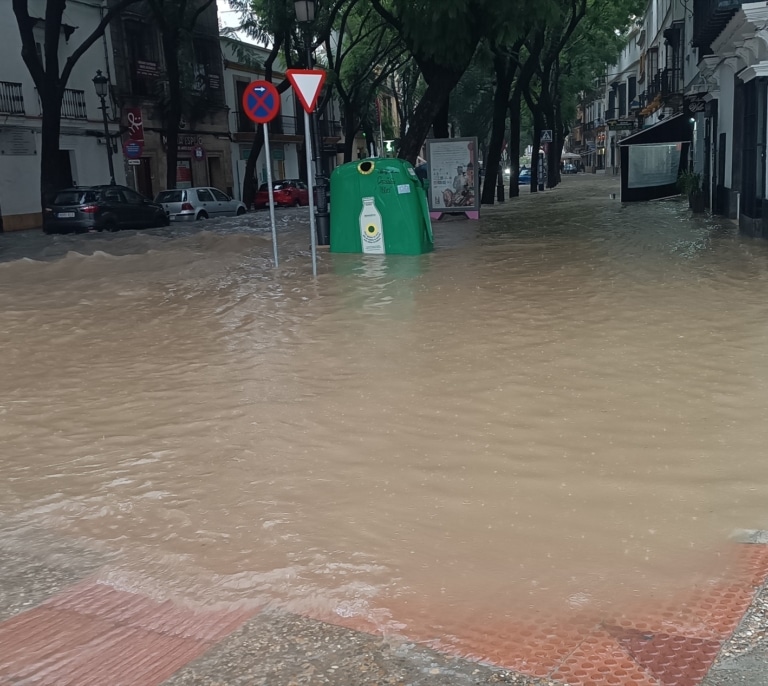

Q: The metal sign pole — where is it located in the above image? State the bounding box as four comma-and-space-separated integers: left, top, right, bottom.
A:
303, 109, 318, 278
262, 122, 279, 267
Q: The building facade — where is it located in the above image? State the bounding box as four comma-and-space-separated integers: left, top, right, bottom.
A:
0, 0, 125, 231
693, 0, 768, 234
108, 0, 232, 201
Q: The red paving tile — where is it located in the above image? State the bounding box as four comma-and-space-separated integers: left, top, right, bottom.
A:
316, 542, 768, 685
0, 580, 257, 686
2, 542, 768, 686
552, 631, 663, 686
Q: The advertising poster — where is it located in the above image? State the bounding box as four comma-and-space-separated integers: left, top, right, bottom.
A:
426, 137, 479, 213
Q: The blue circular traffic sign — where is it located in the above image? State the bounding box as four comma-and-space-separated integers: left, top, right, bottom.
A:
242, 80, 280, 124
123, 139, 143, 159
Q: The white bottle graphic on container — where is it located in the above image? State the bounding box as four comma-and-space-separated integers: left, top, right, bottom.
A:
359, 196, 385, 254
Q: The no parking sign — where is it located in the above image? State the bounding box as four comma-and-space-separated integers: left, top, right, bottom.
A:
241, 81, 280, 124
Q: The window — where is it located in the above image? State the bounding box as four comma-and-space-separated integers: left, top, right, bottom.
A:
54, 191, 87, 205
196, 189, 214, 202
123, 189, 146, 205
156, 190, 185, 203
124, 19, 159, 96
235, 81, 253, 132
210, 188, 229, 201
193, 38, 223, 101
103, 189, 126, 204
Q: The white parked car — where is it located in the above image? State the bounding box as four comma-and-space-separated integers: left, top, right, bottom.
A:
155, 187, 247, 221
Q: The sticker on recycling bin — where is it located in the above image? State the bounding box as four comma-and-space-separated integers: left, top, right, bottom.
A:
359, 197, 385, 254
397, 184, 411, 194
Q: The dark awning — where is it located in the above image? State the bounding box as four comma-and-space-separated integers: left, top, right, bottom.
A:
618, 113, 692, 146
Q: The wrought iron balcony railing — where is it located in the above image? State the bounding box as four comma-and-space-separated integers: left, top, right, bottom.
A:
0, 81, 25, 115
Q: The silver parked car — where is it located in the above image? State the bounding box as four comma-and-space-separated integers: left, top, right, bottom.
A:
155, 187, 247, 222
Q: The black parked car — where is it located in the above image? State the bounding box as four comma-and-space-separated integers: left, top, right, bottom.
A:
43, 185, 169, 234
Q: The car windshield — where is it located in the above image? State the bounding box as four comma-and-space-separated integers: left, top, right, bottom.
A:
274, 183, 290, 190
156, 190, 185, 203
53, 191, 87, 205
257, 184, 268, 192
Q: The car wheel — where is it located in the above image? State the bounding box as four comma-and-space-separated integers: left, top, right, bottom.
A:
157, 212, 170, 227
102, 219, 118, 232
236, 207, 246, 216
197, 211, 208, 220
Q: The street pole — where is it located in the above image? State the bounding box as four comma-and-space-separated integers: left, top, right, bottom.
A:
99, 96, 116, 185
93, 70, 116, 186
304, 33, 330, 246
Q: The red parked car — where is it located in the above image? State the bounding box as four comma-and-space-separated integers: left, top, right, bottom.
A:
254, 179, 309, 208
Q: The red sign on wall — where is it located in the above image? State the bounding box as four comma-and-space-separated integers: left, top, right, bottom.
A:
125, 107, 144, 143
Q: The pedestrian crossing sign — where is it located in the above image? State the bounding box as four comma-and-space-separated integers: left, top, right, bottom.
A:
541, 130, 553, 142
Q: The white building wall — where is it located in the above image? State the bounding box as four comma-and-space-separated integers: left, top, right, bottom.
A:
717, 63, 735, 188
0, 0, 125, 229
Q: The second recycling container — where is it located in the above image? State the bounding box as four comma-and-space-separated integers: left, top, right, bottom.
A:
330, 158, 433, 255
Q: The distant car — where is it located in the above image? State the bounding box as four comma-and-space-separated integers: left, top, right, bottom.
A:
43, 185, 169, 234
563, 162, 577, 174
254, 179, 309, 208
518, 168, 532, 185
155, 187, 247, 222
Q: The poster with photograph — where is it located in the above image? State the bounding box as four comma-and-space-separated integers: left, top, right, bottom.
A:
426, 137, 479, 213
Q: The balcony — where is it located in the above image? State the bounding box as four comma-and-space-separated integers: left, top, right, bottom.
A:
36, 88, 87, 119
693, 0, 740, 53
232, 112, 299, 136
61, 89, 87, 119
0, 82, 25, 115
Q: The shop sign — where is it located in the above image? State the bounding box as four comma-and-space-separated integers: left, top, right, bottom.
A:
685, 96, 706, 115
125, 107, 144, 142
178, 134, 204, 151
136, 61, 160, 78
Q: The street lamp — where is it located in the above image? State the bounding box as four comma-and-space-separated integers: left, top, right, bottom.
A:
294, 0, 330, 246
92, 70, 115, 185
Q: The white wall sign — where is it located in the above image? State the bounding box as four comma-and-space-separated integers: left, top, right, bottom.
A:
0, 129, 37, 156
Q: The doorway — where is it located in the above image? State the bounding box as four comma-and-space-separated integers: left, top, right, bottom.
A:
135, 157, 153, 199
207, 156, 225, 192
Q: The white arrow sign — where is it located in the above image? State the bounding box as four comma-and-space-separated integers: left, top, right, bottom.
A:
286, 69, 327, 114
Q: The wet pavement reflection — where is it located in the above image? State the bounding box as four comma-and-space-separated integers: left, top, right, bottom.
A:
2, 175, 768, 643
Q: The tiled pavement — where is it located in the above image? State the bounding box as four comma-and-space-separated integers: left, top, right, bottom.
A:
2, 536, 768, 685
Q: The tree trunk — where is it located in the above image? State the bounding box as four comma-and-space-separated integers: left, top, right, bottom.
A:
545, 106, 558, 189
481, 54, 515, 205
40, 87, 65, 205
432, 97, 450, 139
163, 31, 182, 190
507, 83, 522, 199
241, 125, 266, 208
342, 103, 357, 162
529, 109, 545, 193
397, 68, 463, 163
553, 104, 565, 186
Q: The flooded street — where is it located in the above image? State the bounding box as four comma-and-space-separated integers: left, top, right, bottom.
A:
2, 174, 768, 642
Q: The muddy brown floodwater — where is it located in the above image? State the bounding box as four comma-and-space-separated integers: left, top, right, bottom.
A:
2, 175, 768, 645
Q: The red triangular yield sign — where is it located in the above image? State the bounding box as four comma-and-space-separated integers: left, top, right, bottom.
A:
286, 69, 326, 113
